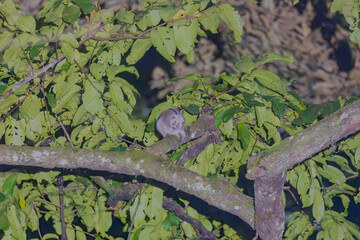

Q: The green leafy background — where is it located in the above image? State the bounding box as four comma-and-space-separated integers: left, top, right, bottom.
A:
0, 0, 359, 239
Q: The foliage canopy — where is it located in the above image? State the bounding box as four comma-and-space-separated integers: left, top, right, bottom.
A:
0, 0, 359, 239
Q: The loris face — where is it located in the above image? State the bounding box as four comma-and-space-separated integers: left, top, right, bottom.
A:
170, 114, 185, 131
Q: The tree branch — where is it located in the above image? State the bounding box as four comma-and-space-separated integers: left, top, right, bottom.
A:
0, 143, 255, 230
246, 99, 360, 240
246, 99, 360, 179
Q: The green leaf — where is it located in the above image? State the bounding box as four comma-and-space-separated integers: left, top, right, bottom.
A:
7, 205, 26, 239
318, 165, 346, 185
110, 46, 122, 66
300, 104, 321, 124
252, 69, 286, 95
0, 95, 18, 114
3, 174, 16, 197
30, 40, 46, 59
75, 226, 87, 240
329, 222, 345, 240
17, 15, 36, 33
219, 4, 242, 43
297, 171, 310, 196
106, 65, 139, 80
214, 110, 224, 129
174, 19, 199, 55
220, 72, 238, 85
284, 212, 312, 239
103, 115, 120, 140
5, 117, 25, 146
162, 212, 180, 230
242, 92, 264, 107
0, 0, 19, 25
237, 123, 250, 150
113, 39, 133, 55
72, 0, 94, 14
223, 106, 238, 122
183, 104, 200, 115
327, 155, 357, 174
92, 9, 114, 23
53, 84, 81, 113
150, 186, 163, 219
235, 55, 257, 73
146, 9, 161, 27
150, 27, 176, 62
63, 5, 81, 24
198, 8, 220, 33
94, 195, 112, 234
339, 194, 350, 216
126, 38, 152, 65
313, 190, 324, 222
0, 214, 10, 230
316, 230, 330, 240
255, 106, 280, 127
19, 95, 42, 119
90, 63, 107, 79
61, 42, 77, 63
258, 53, 294, 65
82, 80, 104, 115
43, 233, 60, 240
320, 100, 341, 118
0, 32, 14, 52
115, 8, 135, 23
108, 105, 144, 140
271, 99, 286, 117
0, 121, 4, 139
331, 0, 344, 12
60, 33, 79, 48
46, 93, 56, 108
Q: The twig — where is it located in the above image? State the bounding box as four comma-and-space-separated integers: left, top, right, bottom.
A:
163, 198, 218, 240
32, 201, 43, 240
73, 59, 104, 97
118, 136, 145, 149
283, 185, 299, 205
0, 24, 105, 105
325, 174, 359, 190
57, 176, 67, 240
55, 114, 74, 148
39, 84, 53, 126
64, 186, 98, 191
91, 35, 149, 41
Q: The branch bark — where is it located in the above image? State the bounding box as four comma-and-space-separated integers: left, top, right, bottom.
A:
246, 99, 360, 240
0, 144, 255, 228
246, 99, 360, 179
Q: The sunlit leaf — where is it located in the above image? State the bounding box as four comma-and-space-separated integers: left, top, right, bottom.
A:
252, 69, 286, 95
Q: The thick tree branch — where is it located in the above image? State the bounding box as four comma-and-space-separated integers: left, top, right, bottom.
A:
246, 99, 360, 240
246, 99, 360, 179
0, 144, 255, 228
